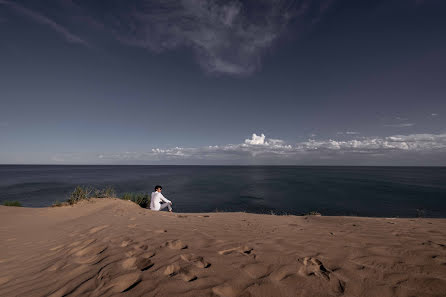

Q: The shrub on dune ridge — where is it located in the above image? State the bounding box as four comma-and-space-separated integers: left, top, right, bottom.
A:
52, 200, 69, 207
66, 186, 149, 208
121, 192, 150, 208
67, 185, 117, 205
93, 186, 116, 198
3, 201, 22, 207
68, 186, 93, 205
306, 211, 322, 216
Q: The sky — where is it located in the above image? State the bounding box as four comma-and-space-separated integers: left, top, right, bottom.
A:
0, 0, 445, 165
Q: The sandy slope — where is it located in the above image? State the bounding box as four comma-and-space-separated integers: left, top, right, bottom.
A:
1, 198, 445, 297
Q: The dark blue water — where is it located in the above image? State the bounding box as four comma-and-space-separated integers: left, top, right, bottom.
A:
1, 165, 445, 217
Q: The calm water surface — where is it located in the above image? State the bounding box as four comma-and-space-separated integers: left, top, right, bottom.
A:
1, 165, 445, 217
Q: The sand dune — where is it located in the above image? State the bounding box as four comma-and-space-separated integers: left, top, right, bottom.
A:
1, 198, 446, 297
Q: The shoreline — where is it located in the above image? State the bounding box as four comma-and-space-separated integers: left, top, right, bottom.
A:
1, 198, 446, 296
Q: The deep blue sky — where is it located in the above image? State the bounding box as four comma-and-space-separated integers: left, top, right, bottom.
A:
1, 0, 445, 165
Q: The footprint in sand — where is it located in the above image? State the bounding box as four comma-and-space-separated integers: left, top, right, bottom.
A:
141, 251, 156, 259
89, 225, 109, 234
218, 246, 253, 256
133, 243, 149, 251
127, 224, 137, 228
298, 257, 346, 293
298, 257, 330, 280
180, 253, 211, 268
163, 263, 197, 281
165, 239, 188, 250
121, 239, 133, 247
432, 255, 446, 265
121, 257, 154, 271
164, 263, 181, 276
179, 269, 197, 282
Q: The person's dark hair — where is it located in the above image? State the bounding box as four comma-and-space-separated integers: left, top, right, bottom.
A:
154, 185, 162, 191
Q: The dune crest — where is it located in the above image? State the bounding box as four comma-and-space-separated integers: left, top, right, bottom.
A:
1, 198, 446, 296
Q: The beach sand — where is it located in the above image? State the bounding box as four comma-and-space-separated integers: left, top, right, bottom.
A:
1, 198, 445, 297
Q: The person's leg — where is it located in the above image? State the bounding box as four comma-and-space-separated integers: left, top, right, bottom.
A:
159, 202, 172, 212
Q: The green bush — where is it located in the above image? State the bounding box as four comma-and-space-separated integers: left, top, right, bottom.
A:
3, 201, 22, 207
67, 185, 117, 205
93, 186, 116, 198
52, 200, 62, 207
67, 185, 93, 205
52, 200, 69, 207
121, 192, 150, 208
306, 211, 322, 216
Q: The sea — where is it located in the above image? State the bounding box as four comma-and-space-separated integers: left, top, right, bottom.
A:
1, 165, 445, 218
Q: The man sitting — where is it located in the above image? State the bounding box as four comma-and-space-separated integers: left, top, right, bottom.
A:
150, 185, 173, 212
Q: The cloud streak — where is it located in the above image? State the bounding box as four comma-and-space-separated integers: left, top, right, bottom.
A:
19, 0, 334, 76
102, 0, 329, 75
0, 0, 87, 46
384, 123, 415, 128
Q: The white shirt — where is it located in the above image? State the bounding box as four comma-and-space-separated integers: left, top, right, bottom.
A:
150, 191, 171, 211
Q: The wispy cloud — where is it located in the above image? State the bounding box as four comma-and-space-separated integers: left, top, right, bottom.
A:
101, 0, 333, 75
41, 0, 334, 76
0, 0, 88, 46
384, 123, 415, 128
337, 131, 360, 135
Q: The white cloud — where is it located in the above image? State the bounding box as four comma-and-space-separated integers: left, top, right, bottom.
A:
244, 133, 266, 145
91, 132, 446, 164
7, 132, 445, 165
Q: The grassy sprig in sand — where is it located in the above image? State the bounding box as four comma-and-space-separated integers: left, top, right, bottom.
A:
60, 185, 151, 208
3, 201, 22, 207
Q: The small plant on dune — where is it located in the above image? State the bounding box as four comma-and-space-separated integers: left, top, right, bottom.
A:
52, 200, 62, 207
52, 200, 69, 207
103, 186, 116, 198
121, 192, 150, 208
306, 211, 322, 216
93, 186, 116, 198
416, 208, 426, 218
68, 186, 93, 205
3, 201, 22, 207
